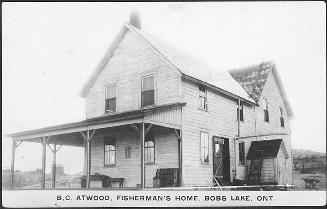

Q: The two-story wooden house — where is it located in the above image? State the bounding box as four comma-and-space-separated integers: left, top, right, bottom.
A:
7, 18, 293, 189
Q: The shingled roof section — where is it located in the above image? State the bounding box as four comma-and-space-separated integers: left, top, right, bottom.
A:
228, 62, 274, 102
246, 139, 289, 160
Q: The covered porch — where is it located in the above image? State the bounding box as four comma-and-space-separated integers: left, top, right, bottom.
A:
7, 103, 185, 190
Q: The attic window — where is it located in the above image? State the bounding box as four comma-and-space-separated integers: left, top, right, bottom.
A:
105, 84, 117, 112
141, 75, 154, 107
263, 98, 269, 122
199, 84, 207, 110
280, 107, 285, 127
237, 101, 244, 121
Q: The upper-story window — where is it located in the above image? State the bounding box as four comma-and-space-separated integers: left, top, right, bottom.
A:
280, 107, 285, 127
199, 84, 207, 110
104, 136, 116, 166
237, 101, 244, 121
263, 98, 269, 122
105, 84, 117, 112
141, 75, 154, 107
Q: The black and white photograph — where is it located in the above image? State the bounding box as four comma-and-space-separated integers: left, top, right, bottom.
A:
2, 2, 326, 207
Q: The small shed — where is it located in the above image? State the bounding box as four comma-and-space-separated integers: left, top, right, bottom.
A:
246, 139, 289, 185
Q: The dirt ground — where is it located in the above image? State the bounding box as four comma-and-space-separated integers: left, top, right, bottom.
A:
291, 171, 326, 191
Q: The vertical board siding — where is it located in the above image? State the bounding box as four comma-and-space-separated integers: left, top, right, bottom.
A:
86, 30, 181, 119
90, 127, 178, 188
145, 107, 181, 127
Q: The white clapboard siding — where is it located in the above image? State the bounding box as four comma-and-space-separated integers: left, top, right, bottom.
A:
256, 73, 291, 135
181, 80, 257, 186
86, 30, 181, 119
90, 127, 178, 188
235, 137, 257, 180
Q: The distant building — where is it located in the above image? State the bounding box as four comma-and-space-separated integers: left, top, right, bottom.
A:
56, 164, 65, 176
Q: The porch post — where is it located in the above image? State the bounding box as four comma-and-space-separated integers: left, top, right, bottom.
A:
178, 133, 183, 187
41, 137, 47, 189
10, 140, 16, 189
84, 139, 87, 175
174, 129, 183, 187
141, 122, 145, 189
80, 130, 96, 189
86, 131, 91, 188
47, 142, 63, 189
52, 144, 57, 189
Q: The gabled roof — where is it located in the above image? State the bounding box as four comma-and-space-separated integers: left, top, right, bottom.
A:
80, 23, 255, 104
229, 61, 294, 119
246, 139, 289, 160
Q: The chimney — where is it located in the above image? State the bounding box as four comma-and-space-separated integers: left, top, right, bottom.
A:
129, 10, 141, 29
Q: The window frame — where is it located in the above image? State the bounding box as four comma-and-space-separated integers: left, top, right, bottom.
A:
141, 74, 155, 107
199, 84, 208, 111
237, 101, 244, 122
104, 83, 118, 113
125, 146, 131, 159
280, 107, 285, 127
263, 98, 269, 122
238, 141, 245, 166
200, 131, 209, 164
144, 132, 155, 164
103, 136, 116, 167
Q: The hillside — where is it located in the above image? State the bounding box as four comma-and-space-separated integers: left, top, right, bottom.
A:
292, 149, 326, 174
292, 149, 326, 158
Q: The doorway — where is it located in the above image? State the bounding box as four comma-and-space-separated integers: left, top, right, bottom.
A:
213, 136, 230, 184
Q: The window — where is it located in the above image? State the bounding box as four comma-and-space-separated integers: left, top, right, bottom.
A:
263, 98, 269, 122
141, 75, 154, 107
104, 136, 116, 166
199, 84, 207, 110
125, 146, 131, 159
200, 132, 209, 163
237, 102, 244, 121
280, 107, 285, 127
145, 133, 155, 163
238, 141, 245, 165
105, 84, 117, 112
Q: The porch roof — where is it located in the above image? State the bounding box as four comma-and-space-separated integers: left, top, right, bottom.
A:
7, 102, 185, 142
246, 139, 289, 160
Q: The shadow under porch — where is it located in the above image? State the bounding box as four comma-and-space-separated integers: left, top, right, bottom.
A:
89, 124, 181, 188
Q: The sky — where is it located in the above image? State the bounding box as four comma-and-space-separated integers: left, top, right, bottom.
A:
2, 2, 326, 174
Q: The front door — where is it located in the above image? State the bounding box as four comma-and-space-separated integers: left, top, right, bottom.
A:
213, 137, 230, 184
